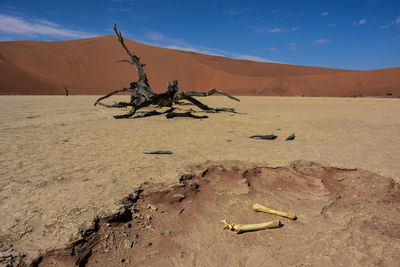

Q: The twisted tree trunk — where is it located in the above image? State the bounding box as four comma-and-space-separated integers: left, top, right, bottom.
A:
94, 24, 239, 119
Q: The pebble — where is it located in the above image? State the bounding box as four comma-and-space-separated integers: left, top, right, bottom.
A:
172, 194, 186, 202
147, 204, 158, 211
161, 230, 171, 235
120, 258, 125, 262
132, 213, 141, 219
337, 177, 345, 181
123, 239, 133, 249
143, 242, 152, 248
1, 251, 11, 258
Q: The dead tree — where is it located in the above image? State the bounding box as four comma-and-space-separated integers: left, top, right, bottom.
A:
64, 86, 69, 96
94, 24, 240, 119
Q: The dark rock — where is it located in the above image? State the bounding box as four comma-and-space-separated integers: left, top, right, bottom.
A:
285, 133, 296, 141
0, 251, 11, 258
179, 174, 193, 183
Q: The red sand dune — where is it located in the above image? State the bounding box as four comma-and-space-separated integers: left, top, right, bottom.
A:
0, 35, 399, 96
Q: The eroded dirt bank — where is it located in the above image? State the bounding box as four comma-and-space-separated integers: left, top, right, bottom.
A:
1, 96, 399, 266
25, 161, 400, 267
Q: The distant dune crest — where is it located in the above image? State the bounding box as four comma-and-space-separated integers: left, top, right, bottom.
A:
0, 36, 399, 96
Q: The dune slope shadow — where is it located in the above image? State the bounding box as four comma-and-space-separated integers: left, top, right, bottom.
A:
37, 161, 400, 266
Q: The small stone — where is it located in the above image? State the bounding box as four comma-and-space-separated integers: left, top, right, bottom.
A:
123, 239, 133, 249
161, 230, 171, 236
145, 225, 154, 231
1, 251, 11, 258
105, 223, 111, 227
337, 177, 345, 181
143, 242, 152, 247
147, 204, 158, 211
172, 194, 186, 202
127, 223, 132, 228
371, 186, 376, 189
120, 258, 125, 262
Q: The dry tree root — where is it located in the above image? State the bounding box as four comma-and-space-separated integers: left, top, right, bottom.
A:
143, 151, 173, 155
94, 24, 240, 119
250, 134, 278, 140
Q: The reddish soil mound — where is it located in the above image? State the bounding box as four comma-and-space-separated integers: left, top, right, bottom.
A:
1, 36, 399, 96
25, 161, 399, 267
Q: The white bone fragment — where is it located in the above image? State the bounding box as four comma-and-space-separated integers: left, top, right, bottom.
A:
252, 203, 297, 220
221, 219, 281, 234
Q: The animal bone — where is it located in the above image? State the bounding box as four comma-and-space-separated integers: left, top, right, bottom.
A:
252, 203, 297, 220
221, 219, 282, 234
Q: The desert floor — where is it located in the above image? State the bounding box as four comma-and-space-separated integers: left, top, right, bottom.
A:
0, 96, 399, 266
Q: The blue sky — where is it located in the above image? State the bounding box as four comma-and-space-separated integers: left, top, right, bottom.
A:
0, 0, 399, 70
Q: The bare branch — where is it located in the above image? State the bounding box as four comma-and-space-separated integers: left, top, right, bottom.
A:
176, 89, 240, 102
113, 106, 137, 119
94, 88, 130, 106
113, 24, 148, 84
178, 96, 236, 113
94, 25, 240, 119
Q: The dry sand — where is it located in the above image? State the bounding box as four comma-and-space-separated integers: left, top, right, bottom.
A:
0, 96, 399, 266
1, 36, 400, 96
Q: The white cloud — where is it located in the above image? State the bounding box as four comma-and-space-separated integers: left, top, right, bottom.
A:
0, 13, 96, 40
321, 11, 329, 16
252, 26, 266, 33
289, 43, 297, 49
269, 28, 281, 33
268, 26, 299, 33
269, 47, 276, 52
353, 18, 367, 25
235, 54, 274, 62
315, 39, 330, 44
144, 30, 277, 63
380, 15, 400, 29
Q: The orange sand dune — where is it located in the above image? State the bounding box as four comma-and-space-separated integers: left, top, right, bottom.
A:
0, 36, 399, 96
